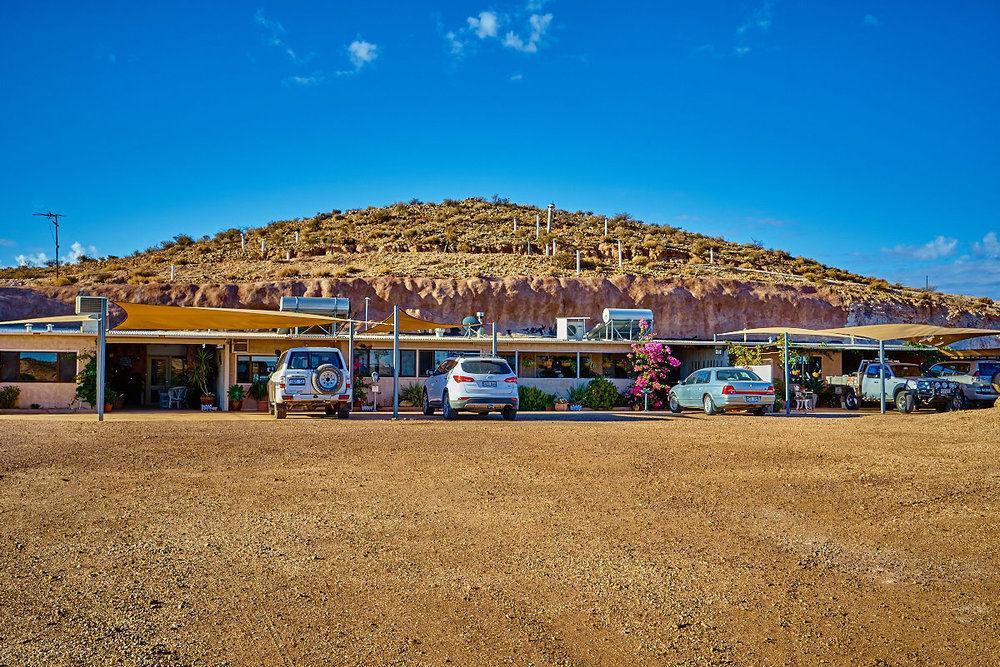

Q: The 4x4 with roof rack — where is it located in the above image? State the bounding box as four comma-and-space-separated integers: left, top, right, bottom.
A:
267, 347, 351, 419
925, 359, 1000, 409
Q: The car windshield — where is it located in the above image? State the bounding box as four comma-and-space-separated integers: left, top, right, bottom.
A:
460, 359, 512, 375
890, 364, 921, 378
288, 351, 343, 370
715, 369, 762, 382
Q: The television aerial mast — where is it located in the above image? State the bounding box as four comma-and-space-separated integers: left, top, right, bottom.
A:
32, 211, 64, 278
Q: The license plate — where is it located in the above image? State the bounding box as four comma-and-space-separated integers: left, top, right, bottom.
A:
745, 396, 761, 404
481, 381, 497, 388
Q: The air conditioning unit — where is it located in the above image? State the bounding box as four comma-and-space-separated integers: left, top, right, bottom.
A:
75, 295, 108, 316
556, 317, 589, 341
233, 340, 250, 353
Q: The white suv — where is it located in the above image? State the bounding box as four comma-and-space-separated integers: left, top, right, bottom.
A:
422, 355, 519, 420
267, 347, 351, 419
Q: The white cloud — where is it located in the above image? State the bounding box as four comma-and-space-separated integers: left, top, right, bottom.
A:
863, 14, 881, 27
347, 39, 378, 69
503, 13, 552, 54
467, 11, 499, 39
444, 30, 465, 55
734, 46, 751, 57
737, 2, 773, 35
64, 241, 97, 263
0, 239, 13, 247
886, 235, 959, 261
972, 231, 1000, 259
509, 72, 523, 82
285, 74, 323, 86
16, 252, 49, 267
254, 8, 308, 65
254, 8, 285, 35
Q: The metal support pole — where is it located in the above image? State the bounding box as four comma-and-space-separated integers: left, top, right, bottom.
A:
347, 321, 355, 408
96, 302, 107, 422
879, 339, 886, 414
392, 305, 400, 419
576, 350, 581, 379
491, 323, 498, 357
364, 297, 370, 326
783, 332, 790, 416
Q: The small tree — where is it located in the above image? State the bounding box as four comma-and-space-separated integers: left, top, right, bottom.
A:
626, 319, 681, 409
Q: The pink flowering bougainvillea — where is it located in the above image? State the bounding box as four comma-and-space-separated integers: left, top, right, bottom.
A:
626, 319, 681, 409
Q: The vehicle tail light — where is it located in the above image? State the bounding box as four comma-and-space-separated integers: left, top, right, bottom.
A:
278, 382, 286, 389
453, 375, 475, 383
338, 394, 349, 401
765, 385, 775, 394
504, 376, 518, 383
722, 384, 735, 395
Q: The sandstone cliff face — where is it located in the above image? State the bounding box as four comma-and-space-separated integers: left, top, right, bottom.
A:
2, 277, 997, 340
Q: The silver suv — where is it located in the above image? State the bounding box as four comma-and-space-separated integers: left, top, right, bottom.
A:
267, 347, 351, 419
422, 355, 518, 420
926, 360, 1000, 409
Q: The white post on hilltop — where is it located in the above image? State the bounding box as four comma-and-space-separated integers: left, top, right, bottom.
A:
260, 238, 266, 255
513, 217, 517, 233
604, 218, 608, 237
710, 247, 715, 264
170, 264, 175, 281
294, 230, 300, 243
546, 203, 554, 233
285, 250, 291, 261
552, 239, 557, 255
617, 240, 623, 268
240, 232, 246, 251
575, 250, 581, 275
535, 214, 540, 239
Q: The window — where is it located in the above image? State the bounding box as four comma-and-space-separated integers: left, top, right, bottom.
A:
694, 370, 711, 384
601, 353, 630, 379
975, 362, 1000, 377
519, 353, 577, 378
716, 369, 762, 382
0, 351, 76, 383
354, 349, 415, 377
236, 355, 277, 383
460, 359, 512, 375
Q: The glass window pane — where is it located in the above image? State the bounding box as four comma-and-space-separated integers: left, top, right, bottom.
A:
460, 359, 512, 375
19, 352, 58, 382
57, 353, 77, 382
1, 352, 19, 382
236, 356, 251, 383
310, 351, 343, 369
418, 350, 434, 376
400, 350, 416, 377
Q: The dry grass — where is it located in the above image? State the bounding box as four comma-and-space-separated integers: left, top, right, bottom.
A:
1, 409, 999, 665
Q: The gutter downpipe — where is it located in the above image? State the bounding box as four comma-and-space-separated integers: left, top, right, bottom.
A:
392, 305, 400, 419
783, 332, 790, 416
879, 339, 886, 414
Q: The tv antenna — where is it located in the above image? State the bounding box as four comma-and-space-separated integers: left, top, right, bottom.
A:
32, 211, 64, 278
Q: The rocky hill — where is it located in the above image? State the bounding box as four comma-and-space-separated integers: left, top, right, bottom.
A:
1, 197, 997, 335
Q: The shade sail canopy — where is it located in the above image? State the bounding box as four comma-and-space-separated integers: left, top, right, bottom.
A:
940, 347, 1000, 359
114, 302, 348, 331
719, 326, 852, 338
0, 314, 95, 326
365, 310, 463, 334
815, 324, 1000, 346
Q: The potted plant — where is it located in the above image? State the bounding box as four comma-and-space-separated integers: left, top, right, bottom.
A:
566, 383, 588, 411
189, 348, 217, 409
248, 378, 269, 411
227, 384, 245, 411
104, 388, 120, 413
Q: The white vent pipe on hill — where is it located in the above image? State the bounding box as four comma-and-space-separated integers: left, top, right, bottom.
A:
535, 214, 540, 239
546, 203, 554, 233
576, 250, 581, 275
260, 238, 266, 255
618, 240, 623, 268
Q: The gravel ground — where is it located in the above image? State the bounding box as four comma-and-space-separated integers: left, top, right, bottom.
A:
1, 409, 998, 666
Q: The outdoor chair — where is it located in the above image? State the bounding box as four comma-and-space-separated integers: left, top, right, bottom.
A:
167, 386, 187, 409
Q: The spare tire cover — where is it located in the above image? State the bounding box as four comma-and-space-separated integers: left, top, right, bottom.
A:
312, 364, 343, 395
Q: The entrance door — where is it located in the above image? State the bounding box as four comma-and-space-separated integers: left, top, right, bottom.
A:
147, 355, 187, 406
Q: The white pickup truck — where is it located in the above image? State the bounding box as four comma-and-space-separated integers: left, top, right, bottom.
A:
827, 360, 958, 413
267, 347, 351, 419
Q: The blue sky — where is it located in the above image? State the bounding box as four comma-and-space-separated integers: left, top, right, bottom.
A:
2, 1, 999, 297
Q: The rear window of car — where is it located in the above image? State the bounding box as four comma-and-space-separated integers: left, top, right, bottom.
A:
287, 351, 343, 370
460, 360, 512, 375
716, 369, 762, 382
891, 364, 921, 378
977, 362, 1000, 376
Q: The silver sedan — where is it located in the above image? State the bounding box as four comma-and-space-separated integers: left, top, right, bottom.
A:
669, 367, 776, 415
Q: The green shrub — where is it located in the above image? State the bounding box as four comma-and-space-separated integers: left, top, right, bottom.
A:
518, 385, 556, 411
565, 382, 588, 404
400, 382, 424, 406
583, 377, 619, 410
0, 385, 20, 409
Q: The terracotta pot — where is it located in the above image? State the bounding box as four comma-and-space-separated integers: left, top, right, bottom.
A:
257, 399, 269, 412
200, 394, 215, 406
103, 403, 113, 413
230, 400, 243, 412
555, 403, 568, 412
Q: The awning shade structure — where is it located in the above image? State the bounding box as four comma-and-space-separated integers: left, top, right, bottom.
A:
814, 324, 1000, 347
114, 302, 349, 331
0, 314, 96, 326
364, 310, 462, 334
940, 347, 1000, 359
719, 326, 852, 338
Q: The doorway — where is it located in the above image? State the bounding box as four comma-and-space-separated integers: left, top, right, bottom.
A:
146, 354, 188, 406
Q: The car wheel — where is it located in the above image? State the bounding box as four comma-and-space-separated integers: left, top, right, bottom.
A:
895, 391, 914, 414
935, 401, 952, 413
422, 390, 435, 416
275, 403, 287, 420
703, 395, 717, 416
501, 406, 517, 421
668, 394, 683, 414
441, 391, 457, 420
844, 390, 859, 410
952, 393, 967, 410
324, 405, 336, 417
337, 405, 350, 419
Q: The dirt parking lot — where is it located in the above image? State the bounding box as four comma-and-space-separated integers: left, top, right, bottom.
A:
1, 409, 998, 666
